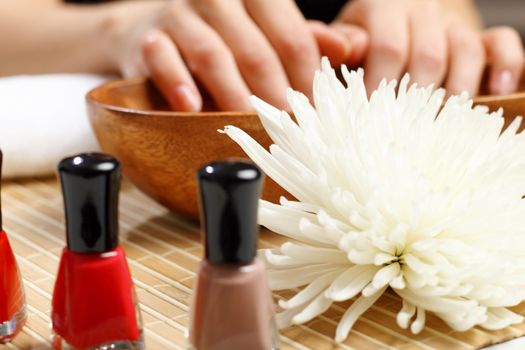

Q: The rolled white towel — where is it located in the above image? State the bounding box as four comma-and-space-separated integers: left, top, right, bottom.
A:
0, 74, 110, 178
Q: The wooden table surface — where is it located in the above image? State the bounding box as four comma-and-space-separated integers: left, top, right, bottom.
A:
2, 178, 525, 350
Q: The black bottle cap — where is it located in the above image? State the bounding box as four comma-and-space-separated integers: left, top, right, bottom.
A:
58, 153, 120, 253
198, 160, 263, 265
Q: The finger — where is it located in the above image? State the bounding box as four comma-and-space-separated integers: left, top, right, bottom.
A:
445, 25, 485, 97
483, 26, 525, 95
192, 0, 289, 109
161, 4, 251, 111
308, 20, 350, 67
245, 0, 320, 98
329, 22, 369, 67
141, 29, 202, 112
338, 0, 410, 91
407, 2, 447, 88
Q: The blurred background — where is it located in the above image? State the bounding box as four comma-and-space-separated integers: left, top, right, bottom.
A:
477, 0, 525, 41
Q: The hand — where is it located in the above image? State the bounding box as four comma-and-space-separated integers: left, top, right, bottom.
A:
334, 0, 524, 96
109, 0, 364, 112
483, 26, 525, 95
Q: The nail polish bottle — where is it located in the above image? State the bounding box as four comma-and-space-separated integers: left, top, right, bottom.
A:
51, 153, 143, 350
0, 150, 27, 343
188, 160, 279, 350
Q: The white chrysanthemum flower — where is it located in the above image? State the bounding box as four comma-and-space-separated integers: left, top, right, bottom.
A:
222, 57, 525, 342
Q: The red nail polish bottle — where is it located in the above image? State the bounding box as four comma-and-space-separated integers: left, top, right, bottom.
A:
0, 150, 27, 343
51, 153, 143, 350
189, 161, 279, 350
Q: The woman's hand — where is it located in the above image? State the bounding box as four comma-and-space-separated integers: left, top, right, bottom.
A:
483, 26, 525, 95
334, 0, 524, 96
109, 0, 368, 112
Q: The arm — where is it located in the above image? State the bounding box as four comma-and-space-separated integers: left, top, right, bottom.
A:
1, 0, 357, 111
0, 0, 361, 112
0, 0, 163, 75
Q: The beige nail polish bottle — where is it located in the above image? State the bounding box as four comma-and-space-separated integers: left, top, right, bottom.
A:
188, 160, 279, 350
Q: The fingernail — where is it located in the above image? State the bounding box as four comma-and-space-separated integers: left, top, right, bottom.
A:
172, 85, 202, 112
347, 31, 367, 63
335, 33, 351, 59
491, 70, 516, 95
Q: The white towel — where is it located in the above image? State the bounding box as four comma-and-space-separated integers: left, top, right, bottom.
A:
0, 74, 110, 178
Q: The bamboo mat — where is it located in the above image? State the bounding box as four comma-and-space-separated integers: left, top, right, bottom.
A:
2, 178, 525, 350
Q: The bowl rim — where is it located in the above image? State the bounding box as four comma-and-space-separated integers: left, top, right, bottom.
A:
474, 91, 525, 104
87, 77, 525, 117
86, 77, 259, 118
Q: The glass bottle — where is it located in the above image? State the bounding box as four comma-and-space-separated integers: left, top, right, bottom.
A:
0, 149, 27, 344
188, 160, 279, 350
51, 153, 143, 350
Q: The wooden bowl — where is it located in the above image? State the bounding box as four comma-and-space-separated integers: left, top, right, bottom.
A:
87, 79, 282, 219
87, 78, 525, 219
